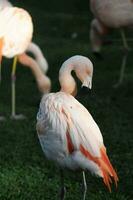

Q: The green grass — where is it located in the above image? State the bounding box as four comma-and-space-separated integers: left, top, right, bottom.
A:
0, 2, 133, 200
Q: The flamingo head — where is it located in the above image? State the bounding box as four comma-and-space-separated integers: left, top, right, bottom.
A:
74, 56, 93, 90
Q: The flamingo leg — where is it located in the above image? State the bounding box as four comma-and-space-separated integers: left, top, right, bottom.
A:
0, 37, 3, 83
11, 56, 26, 120
120, 29, 130, 51
0, 38, 6, 121
60, 169, 66, 200
0, 60, 5, 120
82, 171, 87, 200
114, 51, 128, 88
113, 30, 130, 88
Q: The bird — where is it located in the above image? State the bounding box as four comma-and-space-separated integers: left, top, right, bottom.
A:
89, 0, 133, 86
0, 0, 49, 74
0, 6, 33, 120
36, 55, 118, 200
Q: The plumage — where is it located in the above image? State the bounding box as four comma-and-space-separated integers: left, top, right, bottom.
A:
90, 0, 133, 28
36, 55, 118, 198
0, 0, 48, 73
0, 7, 33, 58
0, 0, 12, 10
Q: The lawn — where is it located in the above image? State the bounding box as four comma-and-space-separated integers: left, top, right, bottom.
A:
0, 1, 133, 200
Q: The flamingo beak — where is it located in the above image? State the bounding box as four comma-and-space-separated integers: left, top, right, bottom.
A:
76, 76, 92, 98
82, 76, 92, 89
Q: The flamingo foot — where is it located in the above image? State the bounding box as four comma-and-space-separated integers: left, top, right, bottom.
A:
0, 116, 6, 121
82, 171, 87, 200
10, 114, 26, 120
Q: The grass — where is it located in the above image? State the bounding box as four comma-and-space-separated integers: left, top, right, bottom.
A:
0, 1, 133, 200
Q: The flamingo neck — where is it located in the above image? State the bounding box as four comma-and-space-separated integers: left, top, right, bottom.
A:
27, 42, 48, 73
59, 64, 77, 96
18, 53, 51, 93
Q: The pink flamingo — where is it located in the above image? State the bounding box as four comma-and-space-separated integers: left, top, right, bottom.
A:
0, 6, 33, 120
0, 7, 51, 121
90, 0, 133, 86
36, 55, 118, 200
0, 0, 48, 74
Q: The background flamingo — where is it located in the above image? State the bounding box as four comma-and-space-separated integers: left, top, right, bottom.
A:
90, 0, 133, 86
36, 55, 118, 200
0, 0, 48, 74
0, 6, 33, 120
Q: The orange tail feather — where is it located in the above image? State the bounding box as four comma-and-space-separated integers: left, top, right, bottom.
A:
80, 144, 118, 192
100, 146, 119, 191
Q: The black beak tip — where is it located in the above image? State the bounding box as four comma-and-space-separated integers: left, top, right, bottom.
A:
76, 86, 91, 98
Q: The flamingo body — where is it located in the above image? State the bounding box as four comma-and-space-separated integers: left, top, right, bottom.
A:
37, 92, 118, 190
37, 92, 103, 170
90, 0, 133, 86
0, 7, 33, 58
90, 0, 133, 28
0, 0, 48, 73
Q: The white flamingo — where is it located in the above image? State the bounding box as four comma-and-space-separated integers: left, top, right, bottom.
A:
0, 6, 33, 120
0, 7, 51, 121
0, 0, 48, 74
36, 55, 118, 200
90, 0, 133, 86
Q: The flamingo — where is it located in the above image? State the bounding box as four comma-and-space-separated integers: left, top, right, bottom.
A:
0, 0, 48, 74
36, 55, 118, 200
89, 0, 133, 86
0, 6, 33, 120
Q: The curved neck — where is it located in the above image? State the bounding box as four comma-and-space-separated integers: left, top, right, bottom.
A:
59, 63, 77, 96
18, 53, 50, 93
27, 42, 48, 73
18, 53, 43, 80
